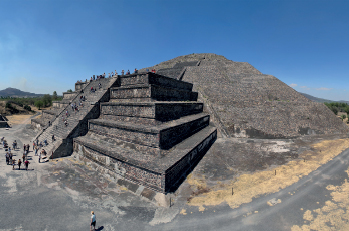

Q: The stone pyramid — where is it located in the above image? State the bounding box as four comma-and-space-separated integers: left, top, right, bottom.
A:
142, 53, 349, 138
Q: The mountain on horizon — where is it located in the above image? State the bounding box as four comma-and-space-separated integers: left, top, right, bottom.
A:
300, 92, 349, 104
0, 87, 44, 98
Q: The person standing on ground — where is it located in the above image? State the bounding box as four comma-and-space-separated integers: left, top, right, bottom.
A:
39, 152, 41, 163
90, 211, 96, 231
12, 159, 16, 170
22, 153, 25, 162
24, 160, 30, 170
32, 141, 35, 150
5, 153, 9, 165
18, 159, 22, 170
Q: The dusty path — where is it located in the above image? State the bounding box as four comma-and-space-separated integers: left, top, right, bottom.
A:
1, 122, 349, 230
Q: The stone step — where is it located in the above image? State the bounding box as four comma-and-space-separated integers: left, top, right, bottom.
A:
110, 84, 198, 102
73, 125, 217, 193
100, 101, 204, 125
119, 72, 193, 91
88, 113, 210, 149
34, 77, 117, 156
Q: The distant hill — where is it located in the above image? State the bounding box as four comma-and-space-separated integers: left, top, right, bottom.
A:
300, 93, 334, 103
0, 87, 44, 98
300, 92, 349, 104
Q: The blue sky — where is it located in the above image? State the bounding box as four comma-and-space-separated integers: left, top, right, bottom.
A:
0, 0, 348, 101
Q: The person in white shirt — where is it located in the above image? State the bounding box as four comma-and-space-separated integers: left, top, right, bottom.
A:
90, 211, 96, 230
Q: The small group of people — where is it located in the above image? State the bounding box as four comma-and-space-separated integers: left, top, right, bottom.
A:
71, 102, 79, 113
90, 87, 97, 93
145, 68, 156, 73
2, 137, 31, 170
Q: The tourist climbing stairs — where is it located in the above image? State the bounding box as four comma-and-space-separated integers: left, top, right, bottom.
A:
34, 77, 117, 159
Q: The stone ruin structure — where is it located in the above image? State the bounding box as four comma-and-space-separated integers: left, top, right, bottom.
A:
32, 72, 217, 194
0, 114, 9, 128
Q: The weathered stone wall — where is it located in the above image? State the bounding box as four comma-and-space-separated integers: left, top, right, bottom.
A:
75, 81, 89, 91
119, 72, 193, 91
74, 127, 217, 193
63, 92, 77, 100
74, 142, 163, 191
0, 114, 8, 128
110, 84, 197, 102
165, 129, 217, 192
100, 102, 203, 123
89, 114, 209, 150
0, 121, 8, 128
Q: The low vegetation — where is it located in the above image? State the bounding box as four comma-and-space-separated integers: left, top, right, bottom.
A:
324, 102, 349, 115
0, 91, 63, 114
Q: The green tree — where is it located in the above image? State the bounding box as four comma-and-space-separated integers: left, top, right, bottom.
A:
341, 114, 347, 121
332, 106, 338, 115
53, 91, 58, 100
67, 89, 73, 93
42, 94, 52, 107
35, 100, 44, 110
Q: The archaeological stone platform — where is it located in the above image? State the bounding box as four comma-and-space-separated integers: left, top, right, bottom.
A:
73, 72, 217, 193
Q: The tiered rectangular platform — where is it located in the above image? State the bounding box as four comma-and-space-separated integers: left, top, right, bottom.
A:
73, 72, 217, 193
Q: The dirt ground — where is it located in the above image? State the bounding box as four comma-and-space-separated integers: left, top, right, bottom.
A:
179, 133, 349, 211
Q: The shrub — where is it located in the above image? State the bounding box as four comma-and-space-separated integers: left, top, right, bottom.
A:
341, 114, 347, 121
24, 105, 31, 111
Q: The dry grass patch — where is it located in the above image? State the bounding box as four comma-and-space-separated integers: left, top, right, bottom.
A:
187, 138, 349, 210
7, 114, 34, 125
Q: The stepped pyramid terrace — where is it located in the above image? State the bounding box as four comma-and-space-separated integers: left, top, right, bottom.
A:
32, 72, 217, 193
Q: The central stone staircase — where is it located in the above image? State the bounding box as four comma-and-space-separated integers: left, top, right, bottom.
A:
34, 77, 118, 158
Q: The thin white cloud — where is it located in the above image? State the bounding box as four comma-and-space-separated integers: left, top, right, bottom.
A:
300, 86, 310, 90
289, 83, 297, 87
316, 87, 332, 91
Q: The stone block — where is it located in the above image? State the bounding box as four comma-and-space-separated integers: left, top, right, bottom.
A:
119, 72, 193, 91
110, 84, 198, 102
100, 102, 203, 123
88, 113, 210, 149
